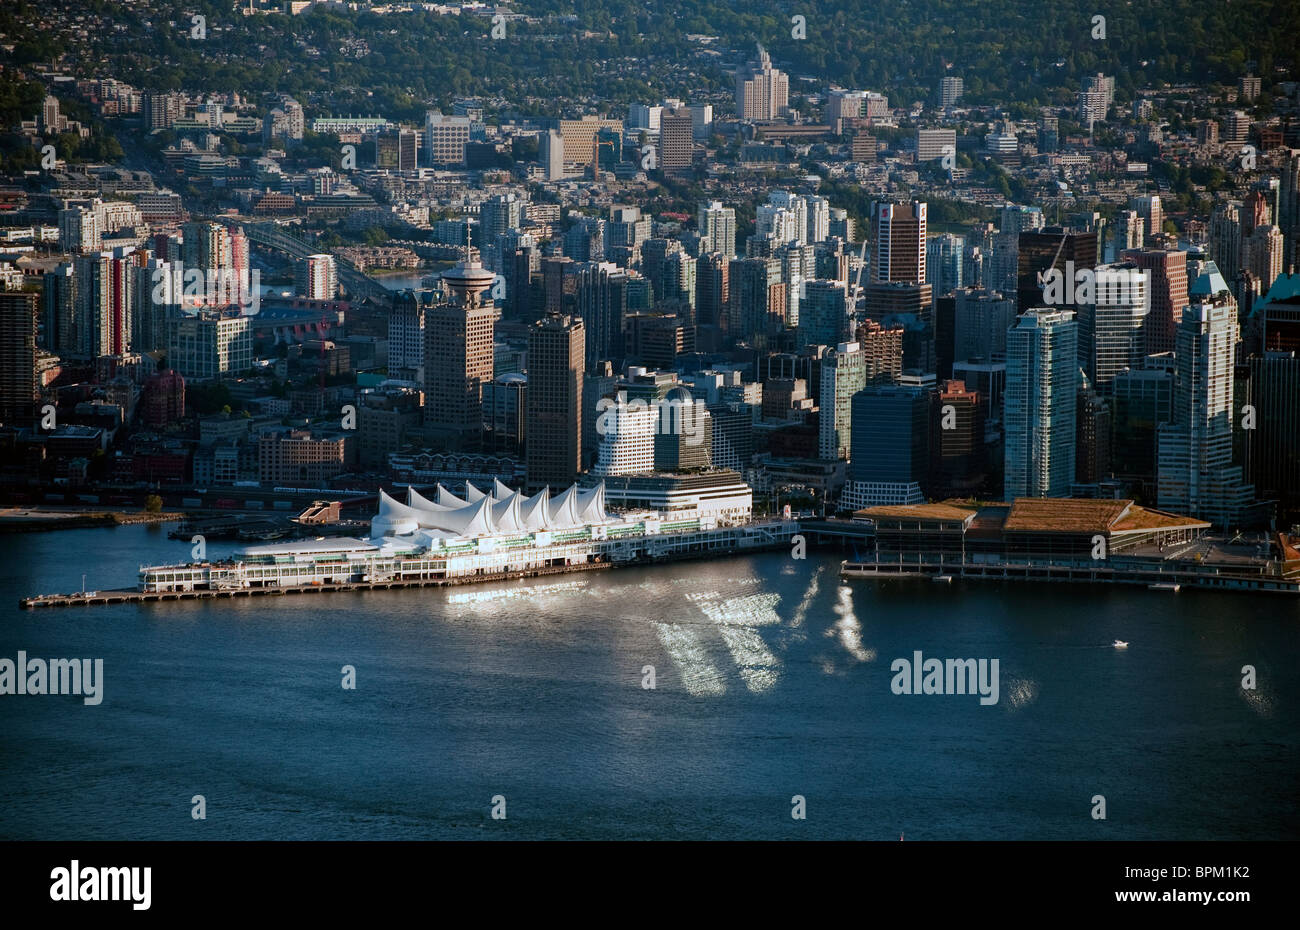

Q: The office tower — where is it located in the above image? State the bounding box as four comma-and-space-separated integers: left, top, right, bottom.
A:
728, 257, 787, 349
655, 386, 713, 471
915, 129, 955, 163
607, 206, 651, 251
423, 260, 496, 448
1075, 386, 1112, 484
929, 379, 985, 496
564, 216, 606, 263
871, 201, 927, 284
864, 281, 933, 371
1113, 210, 1145, 256
827, 89, 865, 134
658, 108, 694, 173
850, 130, 877, 163
1223, 110, 1250, 144
1131, 194, 1164, 239
1122, 248, 1187, 355
593, 126, 622, 172
1016, 227, 1098, 314
167, 309, 252, 381
819, 341, 866, 460
1111, 365, 1173, 485
985, 121, 1020, 167
42, 264, 78, 355
706, 402, 754, 471
735, 43, 789, 121
556, 116, 624, 170
1241, 225, 1284, 288
388, 290, 427, 382
628, 104, 662, 131
843, 385, 928, 507
805, 196, 830, 244
58, 206, 101, 253
135, 256, 179, 355
698, 202, 736, 257
374, 128, 419, 170
695, 253, 729, 340
1280, 150, 1299, 274
1037, 115, 1059, 154
526, 313, 585, 489
590, 390, 658, 476
1004, 308, 1079, 499
297, 254, 338, 300
0, 292, 39, 424
503, 241, 539, 321
573, 262, 628, 369
75, 250, 135, 357
182, 221, 230, 274
480, 192, 526, 264
799, 280, 849, 349
1242, 190, 1270, 235
939, 76, 964, 108
1157, 303, 1255, 525
540, 129, 566, 181
424, 111, 470, 166
1243, 352, 1300, 520
926, 234, 964, 301
952, 287, 1017, 364
1209, 202, 1243, 278
663, 250, 696, 317
853, 319, 904, 384
689, 104, 713, 140
1089, 262, 1150, 389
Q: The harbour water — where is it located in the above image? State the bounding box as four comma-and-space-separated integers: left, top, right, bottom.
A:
2, 523, 1297, 840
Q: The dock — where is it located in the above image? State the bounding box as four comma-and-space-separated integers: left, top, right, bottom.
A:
20, 561, 612, 609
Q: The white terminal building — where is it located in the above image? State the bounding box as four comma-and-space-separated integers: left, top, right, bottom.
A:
138, 478, 777, 593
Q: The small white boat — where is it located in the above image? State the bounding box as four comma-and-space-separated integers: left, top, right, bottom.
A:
1148, 582, 1181, 592
932, 575, 953, 583
1112, 640, 1128, 649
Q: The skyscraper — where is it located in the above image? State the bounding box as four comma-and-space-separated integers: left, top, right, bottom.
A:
735, 43, 789, 121
1004, 308, 1079, 499
843, 384, 929, 508
1156, 303, 1255, 526
297, 254, 338, 300
1089, 261, 1150, 389
698, 202, 737, 257
819, 341, 867, 461
423, 260, 497, 448
526, 313, 585, 490
798, 280, 849, 349
1122, 248, 1187, 356
0, 292, 39, 424
871, 201, 927, 284
657, 107, 694, 173
926, 233, 964, 301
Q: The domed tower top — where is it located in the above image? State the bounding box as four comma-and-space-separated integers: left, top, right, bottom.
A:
440, 259, 495, 307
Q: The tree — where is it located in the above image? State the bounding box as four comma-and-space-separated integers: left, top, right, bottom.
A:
144, 494, 163, 514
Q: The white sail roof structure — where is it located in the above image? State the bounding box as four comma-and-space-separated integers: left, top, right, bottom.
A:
548, 484, 581, 527
520, 487, 550, 532
435, 483, 466, 506
373, 482, 612, 539
463, 482, 488, 503
493, 478, 514, 501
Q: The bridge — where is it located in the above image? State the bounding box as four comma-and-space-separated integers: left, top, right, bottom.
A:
237, 222, 395, 303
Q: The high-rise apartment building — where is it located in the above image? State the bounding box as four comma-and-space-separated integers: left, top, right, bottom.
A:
1004, 308, 1079, 499
735, 44, 789, 121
